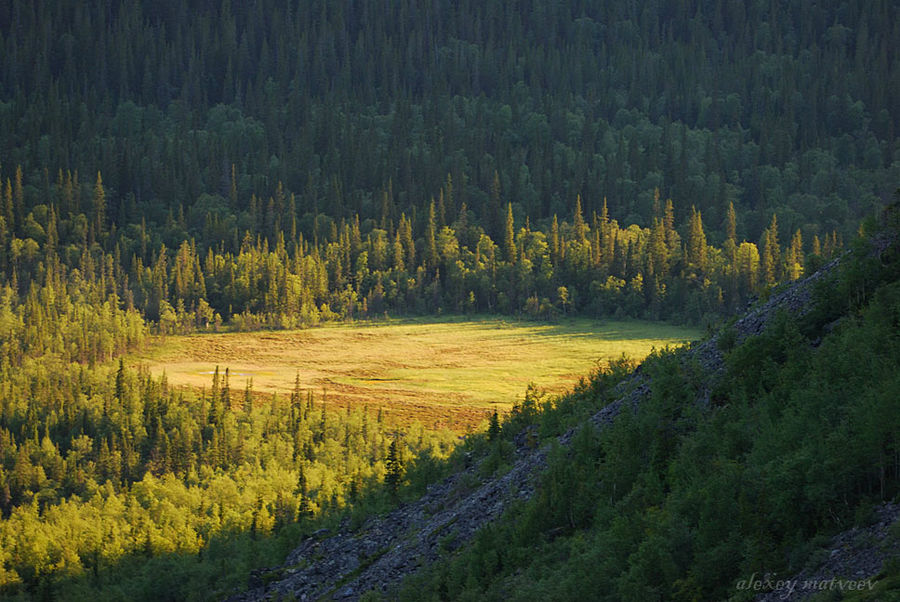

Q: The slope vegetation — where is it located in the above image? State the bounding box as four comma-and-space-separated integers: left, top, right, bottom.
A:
241, 223, 900, 600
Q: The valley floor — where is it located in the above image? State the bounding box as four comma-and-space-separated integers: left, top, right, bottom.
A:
130, 317, 699, 431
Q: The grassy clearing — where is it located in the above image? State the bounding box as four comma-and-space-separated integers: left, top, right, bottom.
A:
130, 316, 700, 431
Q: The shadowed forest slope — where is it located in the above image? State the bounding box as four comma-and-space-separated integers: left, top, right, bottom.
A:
238, 220, 900, 600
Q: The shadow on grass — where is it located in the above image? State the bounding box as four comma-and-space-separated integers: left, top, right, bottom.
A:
514, 317, 702, 342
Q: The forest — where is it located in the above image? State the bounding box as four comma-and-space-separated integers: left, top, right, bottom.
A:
0, 0, 897, 599
393, 216, 900, 601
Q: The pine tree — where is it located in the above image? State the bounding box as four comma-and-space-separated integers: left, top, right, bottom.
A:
13, 166, 24, 234
3, 178, 13, 234
392, 230, 405, 271
243, 378, 253, 415
210, 366, 220, 415
115, 358, 126, 402
221, 367, 231, 409
230, 164, 238, 207
399, 213, 415, 268
63, 169, 76, 216
295, 463, 311, 519
737, 241, 761, 293
250, 494, 263, 539
600, 198, 614, 266
436, 190, 446, 228
444, 173, 454, 222
456, 201, 468, 232
291, 371, 303, 420
380, 180, 393, 228
648, 218, 668, 279
664, 198, 679, 255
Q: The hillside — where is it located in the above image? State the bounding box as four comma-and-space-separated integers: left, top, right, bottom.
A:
0, 1, 898, 599
236, 220, 900, 600
1, 0, 896, 238
0, 0, 895, 335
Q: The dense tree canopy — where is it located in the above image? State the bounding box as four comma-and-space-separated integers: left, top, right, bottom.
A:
0, 0, 896, 242
0, 0, 897, 598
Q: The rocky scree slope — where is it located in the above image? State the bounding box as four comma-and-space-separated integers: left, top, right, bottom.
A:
756, 502, 900, 602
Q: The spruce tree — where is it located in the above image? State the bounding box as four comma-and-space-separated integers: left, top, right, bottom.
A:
425, 201, 438, 269
385, 438, 403, 497
503, 203, 517, 264
550, 214, 560, 265
573, 195, 586, 243
725, 201, 737, 243
92, 171, 106, 239
488, 410, 501, 442
787, 229, 804, 280
687, 206, 708, 275
761, 214, 780, 286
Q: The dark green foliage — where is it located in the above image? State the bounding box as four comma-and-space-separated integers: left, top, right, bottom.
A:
487, 410, 500, 442
0, 0, 897, 598
0, 0, 888, 333
519, 426, 602, 538
395, 231, 900, 601
385, 439, 404, 497
802, 235, 900, 339
0, 0, 894, 241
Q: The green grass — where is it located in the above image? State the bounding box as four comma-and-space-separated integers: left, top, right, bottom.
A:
131, 316, 700, 430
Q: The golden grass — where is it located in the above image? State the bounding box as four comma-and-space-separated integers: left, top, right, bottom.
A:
129, 316, 701, 431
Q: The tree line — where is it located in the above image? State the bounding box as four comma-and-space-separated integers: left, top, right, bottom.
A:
0, 164, 844, 354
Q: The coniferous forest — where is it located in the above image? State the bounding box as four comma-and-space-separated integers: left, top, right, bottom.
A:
0, 0, 898, 599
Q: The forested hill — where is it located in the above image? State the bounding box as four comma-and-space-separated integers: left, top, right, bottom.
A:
0, 0, 896, 240
0, 0, 895, 330
0, 2, 898, 599
239, 209, 900, 601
